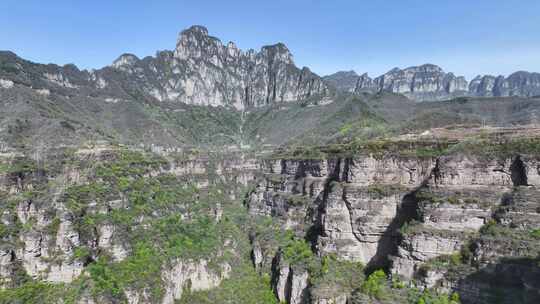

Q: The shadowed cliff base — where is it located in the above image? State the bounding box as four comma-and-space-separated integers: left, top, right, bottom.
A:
456, 257, 540, 304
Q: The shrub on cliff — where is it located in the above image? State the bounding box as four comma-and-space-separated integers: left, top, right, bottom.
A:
361, 269, 387, 300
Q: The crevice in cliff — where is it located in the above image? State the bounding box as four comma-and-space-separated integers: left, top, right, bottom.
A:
330, 158, 343, 181
82, 254, 95, 267
364, 187, 424, 274
510, 155, 528, 186
244, 86, 250, 107
270, 252, 290, 302
343, 158, 354, 182
307, 158, 343, 251
432, 158, 441, 185
270, 252, 280, 289
365, 159, 439, 274
306, 191, 325, 250
295, 161, 306, 180
280, 159, 287, 175
284, 267, 293, 303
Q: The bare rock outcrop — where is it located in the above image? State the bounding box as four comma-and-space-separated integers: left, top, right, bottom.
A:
326, 66, 540, 101
272, 252, 309, 304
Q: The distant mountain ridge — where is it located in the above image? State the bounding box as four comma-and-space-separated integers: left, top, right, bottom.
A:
324, 65, 540, 101
0, 25, 327, 110
1, 25, 540, 151
1, 24, 539, 109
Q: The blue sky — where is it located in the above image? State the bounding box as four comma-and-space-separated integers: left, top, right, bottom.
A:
1, 0, 539, 80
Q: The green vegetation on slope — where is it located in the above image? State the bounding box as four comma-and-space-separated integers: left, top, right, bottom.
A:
270, 135, 540, 161
177, 263, 277, 304
0, 148, 267, 303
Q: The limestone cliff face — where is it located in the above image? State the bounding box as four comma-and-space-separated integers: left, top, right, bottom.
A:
322, 71, 361, 93
272, 252, 309, 304
389, 154, 516, 280
354, 73, 378, 94
468, 75, 502, 97
470, 71, 540, 97
0, 26, 327, 111
326, 64, 468, 101
2, 140, 539, 303
372, 64, 469, 101
160, 259, 231, 304
247, 155, 435, 266
0, 145, 260, 303
107, 26, 327, 109
326, 65, 540, 101
247, 146, 540, 303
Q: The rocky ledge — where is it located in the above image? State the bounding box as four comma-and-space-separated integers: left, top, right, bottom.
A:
247, 138, 540, 303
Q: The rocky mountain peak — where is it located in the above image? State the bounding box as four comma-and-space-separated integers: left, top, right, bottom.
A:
467, 72, 540, 97
176, 25, 214, 46
260, 43, 294, 65
415, 63, 444, 73
327, 63, 540, 101
471, 75, 482, 81
468, 75, 499, 96
325, 64, 470, 101
335, 70, 359, 77
174, 25, 223, 60
383, 64, 445, 77
0, 25, 327, 110
355, 73, 376, 92
111, 53, 140, 69
508, 70, 540, 82
182, 25, 209, 36
504, 71, 540, 96
372, 64, 467, 99
226, 41, 237, 48
108, 25, 327, 108
322, 70, 362, 92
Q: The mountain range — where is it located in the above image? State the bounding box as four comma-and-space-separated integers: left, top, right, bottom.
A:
2, 25, 540, 111
1, 25, 540, 304
324, 65, 540, 102
1, 25, 327, 111
2, 25, 540, 152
